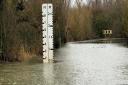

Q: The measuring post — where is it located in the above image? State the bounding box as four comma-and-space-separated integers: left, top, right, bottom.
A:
42, 4, 54, 63
103, 30, 112, 38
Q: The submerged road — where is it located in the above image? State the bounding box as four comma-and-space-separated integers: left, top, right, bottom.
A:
0, 39, 128, 85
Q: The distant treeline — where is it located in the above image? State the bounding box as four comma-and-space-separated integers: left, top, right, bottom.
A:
0, 0, 128, 61
66, 0, 128, 41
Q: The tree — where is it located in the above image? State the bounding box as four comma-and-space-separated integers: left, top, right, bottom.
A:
66, 0, 93, 41
0, 0, 70, 61
122, 0, 128, 37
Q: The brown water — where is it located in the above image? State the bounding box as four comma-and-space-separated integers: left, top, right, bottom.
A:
0, 40, 128, 85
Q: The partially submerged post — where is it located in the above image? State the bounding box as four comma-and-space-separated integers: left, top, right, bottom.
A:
42, 4, 54, 63
103, 30, 112, 38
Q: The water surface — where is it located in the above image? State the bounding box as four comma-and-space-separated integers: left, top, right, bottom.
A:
0, 39, 128, 85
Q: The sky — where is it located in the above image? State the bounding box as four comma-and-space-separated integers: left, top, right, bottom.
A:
71, 0, 87, 6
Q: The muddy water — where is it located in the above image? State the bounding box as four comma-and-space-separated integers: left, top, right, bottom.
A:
0, 39, 128, 85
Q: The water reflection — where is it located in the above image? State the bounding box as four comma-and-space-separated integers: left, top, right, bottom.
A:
0, 39, 128, 85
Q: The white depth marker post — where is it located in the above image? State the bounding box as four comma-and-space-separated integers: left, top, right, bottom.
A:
42, 4, 54, 63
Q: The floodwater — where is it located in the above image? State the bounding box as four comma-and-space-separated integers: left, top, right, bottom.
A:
0, 39, 128, 85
